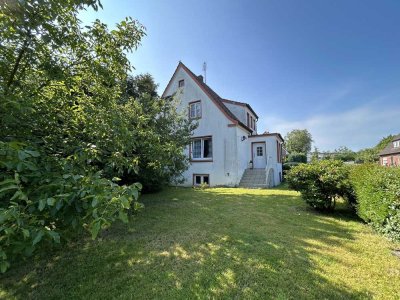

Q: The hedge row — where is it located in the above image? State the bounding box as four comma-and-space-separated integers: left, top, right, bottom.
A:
287, 161, 400, 241
350, 164, 400, 241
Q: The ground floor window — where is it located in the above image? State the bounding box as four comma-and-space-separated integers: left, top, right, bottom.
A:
191, 136, 212, 160
193, 174, 210, 186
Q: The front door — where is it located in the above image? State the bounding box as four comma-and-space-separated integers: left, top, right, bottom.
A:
253, 142, 266, 168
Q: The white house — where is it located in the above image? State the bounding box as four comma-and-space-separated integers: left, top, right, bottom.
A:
162, 62, 284, 188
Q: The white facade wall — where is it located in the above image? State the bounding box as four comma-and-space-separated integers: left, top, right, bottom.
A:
236, 126, 251, 184
164, 68, 244, 186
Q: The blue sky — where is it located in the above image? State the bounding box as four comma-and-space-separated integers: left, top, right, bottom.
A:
80, 0, 400, 151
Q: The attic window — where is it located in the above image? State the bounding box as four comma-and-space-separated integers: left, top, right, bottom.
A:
394, 141, 400, 148
178, 79, 185, 87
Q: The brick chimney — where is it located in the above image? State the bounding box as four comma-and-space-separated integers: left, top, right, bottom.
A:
197, 75, 204, 82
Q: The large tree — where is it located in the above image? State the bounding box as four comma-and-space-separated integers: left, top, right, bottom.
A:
285, 129, 313, 155
121, 74, 197, 192
0, 0, 147, 272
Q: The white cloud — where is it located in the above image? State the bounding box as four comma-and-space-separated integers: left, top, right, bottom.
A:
262, 103, 400, 151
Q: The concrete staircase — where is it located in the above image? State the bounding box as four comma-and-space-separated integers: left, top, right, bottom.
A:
238, 168, 267, 188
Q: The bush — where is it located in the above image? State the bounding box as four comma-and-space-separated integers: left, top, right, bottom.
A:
282, 162, 301, 180
287, 160, 354, 211
0, 142, 142, 272
283, 162, 301, 171
286, 152, 307, 163
350, 164, 400, 240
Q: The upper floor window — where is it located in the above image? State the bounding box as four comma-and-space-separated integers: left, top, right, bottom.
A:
191, 137, 212, 160
394, 140, 400, 148
178, 79, 185, 87
189, 101, 201, 119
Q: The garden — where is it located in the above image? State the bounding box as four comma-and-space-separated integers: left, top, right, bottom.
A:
1, 186, 400, 299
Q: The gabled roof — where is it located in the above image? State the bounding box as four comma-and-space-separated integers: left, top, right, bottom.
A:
162, 62, 253, 133
379, 134, 400, 156
221, 99, 259, 119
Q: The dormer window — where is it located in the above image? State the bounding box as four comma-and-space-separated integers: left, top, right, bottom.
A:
189, 101, 201, 119
178, 79, 185, 87
394, 140, 400, 148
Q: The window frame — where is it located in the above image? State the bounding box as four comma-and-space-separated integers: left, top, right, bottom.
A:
193, 174, 210, 186
178, 79, 185, 87
190, 136, 213, 162
189, 100, 202, 119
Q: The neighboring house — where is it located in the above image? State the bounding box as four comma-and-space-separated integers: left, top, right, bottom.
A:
379, 134, 400, 166
162, 62, 284, 187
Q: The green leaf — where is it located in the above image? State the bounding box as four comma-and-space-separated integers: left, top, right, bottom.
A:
0, 179, 17, 186
10, 189, 28, 201
22, 229, 30, 238
90, 220, 101, 239
47, 231, 60, 243
38, 199, 46, 211
119, 211, 128, 223
91, 198, 98, 207
0, 261, 10, 273
0, 185, 19, 194
24, 150, 40, 157
17, 150, 30, 161
120, 196, 130, 209
32, 230, 44, 246
132, 188, 139, 200
47, 197, 56, 206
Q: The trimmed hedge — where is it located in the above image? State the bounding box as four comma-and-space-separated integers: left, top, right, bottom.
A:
287, 161, 400, 240
350, 164, 400, 240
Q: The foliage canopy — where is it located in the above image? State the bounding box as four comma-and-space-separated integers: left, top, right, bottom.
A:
284, 129, 313, 155
0, 0, 194, 272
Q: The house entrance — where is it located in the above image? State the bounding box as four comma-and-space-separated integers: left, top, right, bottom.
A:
252, 142, 266, 168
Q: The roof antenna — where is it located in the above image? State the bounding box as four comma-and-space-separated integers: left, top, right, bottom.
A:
202, 62, 207, 84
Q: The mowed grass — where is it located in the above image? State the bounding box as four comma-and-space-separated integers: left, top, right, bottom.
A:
1, 186, 400, 299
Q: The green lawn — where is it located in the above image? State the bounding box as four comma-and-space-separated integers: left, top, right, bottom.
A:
1, 186, 400, 299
